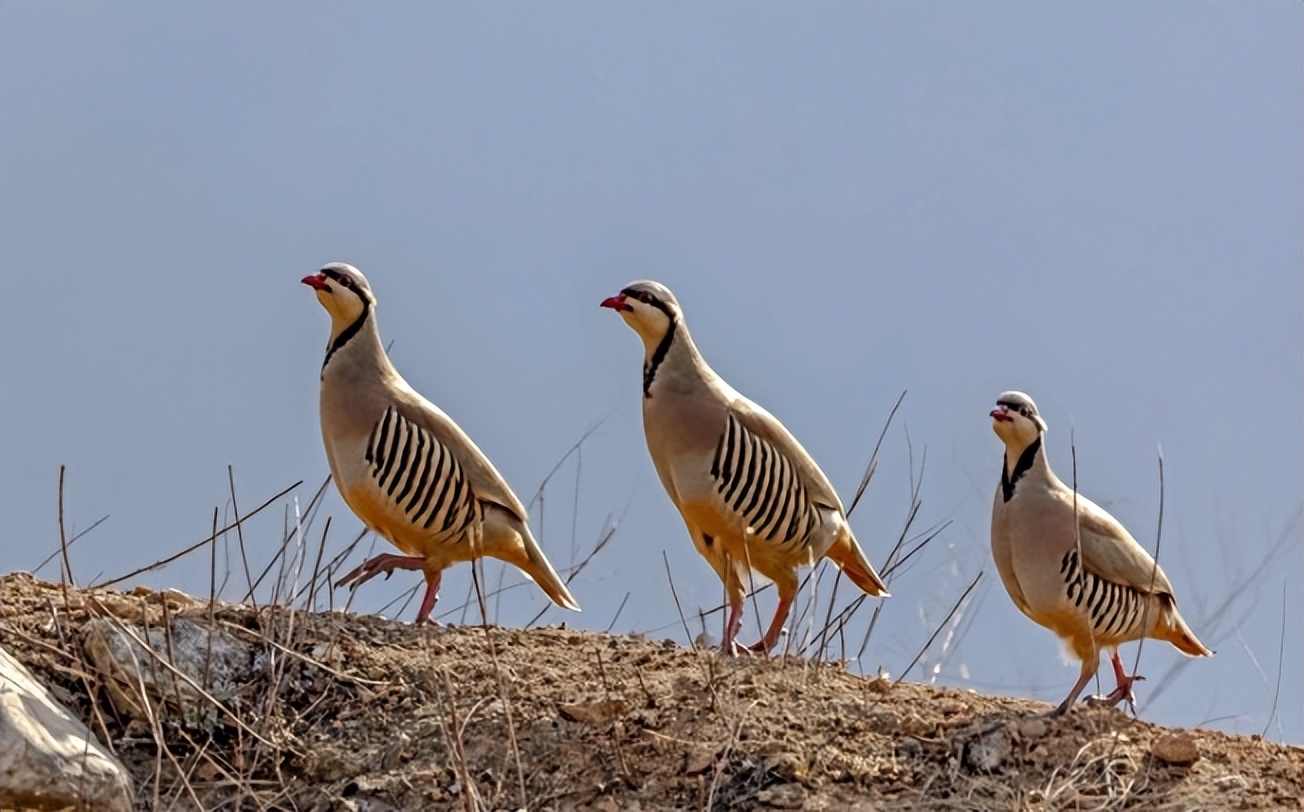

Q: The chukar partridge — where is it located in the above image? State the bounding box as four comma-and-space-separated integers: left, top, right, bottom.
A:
601, 281, 888, 655
989, 390, 1210, 715
303, 262, 580, 623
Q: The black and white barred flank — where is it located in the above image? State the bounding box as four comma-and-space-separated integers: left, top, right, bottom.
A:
1060, 548, 1148, 640
710, 412, 821, 545
365, 406, 480, 536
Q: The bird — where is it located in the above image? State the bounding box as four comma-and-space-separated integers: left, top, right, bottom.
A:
601, 280, 888, 655
302, 262, 580, 624
988, 390, 1210, 715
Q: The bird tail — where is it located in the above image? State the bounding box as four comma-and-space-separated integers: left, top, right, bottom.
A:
491, 522, 581, 612
825, 530, 890, 598
1157, 598, 1211, 657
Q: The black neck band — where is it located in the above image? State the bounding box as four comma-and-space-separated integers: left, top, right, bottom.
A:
643, 317, 677, 397
1000, 435, 1042, 502
322, 303, 370, 372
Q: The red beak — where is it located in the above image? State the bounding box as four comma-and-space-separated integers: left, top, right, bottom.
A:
302, 273, 328, 290
990, 407, 1012, 422
600, 293, 632, 312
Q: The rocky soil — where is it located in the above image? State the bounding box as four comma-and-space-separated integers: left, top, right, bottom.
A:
1, 572, 1299, 810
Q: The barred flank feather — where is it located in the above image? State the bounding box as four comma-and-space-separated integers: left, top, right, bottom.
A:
710, 412, 821, 547
1060, 548, 1146, 641
366, 406, 480, 538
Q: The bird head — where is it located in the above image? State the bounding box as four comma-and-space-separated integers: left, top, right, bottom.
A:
302, 262, 375, 327
600, 280, 681, 348
990, 390, 1048, 445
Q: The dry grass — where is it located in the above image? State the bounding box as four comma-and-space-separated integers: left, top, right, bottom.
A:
4, 408, 1300, 811
4, 571, 1302, 811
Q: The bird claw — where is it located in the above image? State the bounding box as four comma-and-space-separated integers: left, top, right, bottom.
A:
1084, 673, 1145, 714
745, 624, 787, 656
1084, 693, 1136, 716
720, 640, 760, 658
334, 565, 371, 590
335, 554, 425, 590
1105, 673, 1145, 712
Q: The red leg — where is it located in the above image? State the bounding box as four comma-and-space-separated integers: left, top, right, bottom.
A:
1103, 650, 1145, 711
336, 553, 426, 589
721, 600, 745, 656
747, 596, 792, 654
1051, 654, 1099, 717
413, 570, 443, 625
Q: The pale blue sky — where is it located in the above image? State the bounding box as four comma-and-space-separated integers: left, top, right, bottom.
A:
2, 4, 1299, 741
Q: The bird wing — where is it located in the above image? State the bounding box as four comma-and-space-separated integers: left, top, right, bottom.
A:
701, 393, 844, 549
727, 395, 844, 511
1073, 494, 1176, 596
388, 389, 531, 523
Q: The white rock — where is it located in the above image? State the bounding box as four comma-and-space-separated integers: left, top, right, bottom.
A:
82, 616, 252, 728
962, 722, 1012, 772
0, 645, 133, 812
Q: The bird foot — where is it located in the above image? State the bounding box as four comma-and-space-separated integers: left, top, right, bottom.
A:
719, 640, 762, 658
336, 553, 426, 590
1084, 674, 1145, 714
744, 622, 788, 656
1104, 672, 1145, 712
745, 637, 780, 655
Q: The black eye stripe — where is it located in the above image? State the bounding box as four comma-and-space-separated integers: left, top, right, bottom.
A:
621, 287, 654, 304
621, 287, 675, 319
319, 267, 371, 304
996, 401, 1036, 419
322, 268, 353, 287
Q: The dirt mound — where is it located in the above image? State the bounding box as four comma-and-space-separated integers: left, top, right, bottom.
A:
1, 572, 1298, 810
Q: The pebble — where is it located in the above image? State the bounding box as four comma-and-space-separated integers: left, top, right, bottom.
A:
1152, 733, 1200, 766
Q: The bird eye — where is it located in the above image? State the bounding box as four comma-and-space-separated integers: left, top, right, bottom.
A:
339, 275, 353, 287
